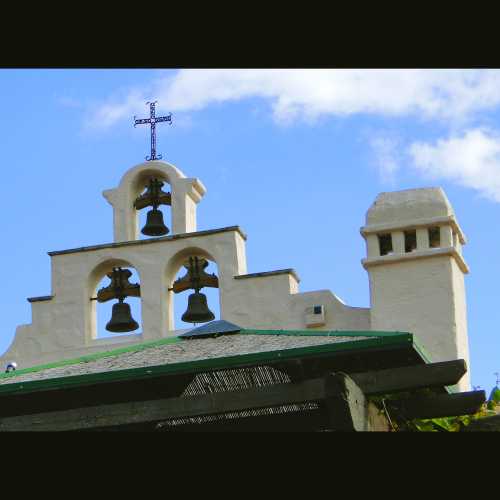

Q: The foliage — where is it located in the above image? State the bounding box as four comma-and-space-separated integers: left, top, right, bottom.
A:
408, 403, 497, 432
489, 387, 500, 404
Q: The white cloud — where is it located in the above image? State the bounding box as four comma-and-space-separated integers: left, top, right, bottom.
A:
82, 69, 500, 204
370, 135, 401, 185
86, 69, 500, 130
84, 89, 146, 130
409, 128, 500, 202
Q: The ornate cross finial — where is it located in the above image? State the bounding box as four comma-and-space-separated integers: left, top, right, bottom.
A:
495, 372, 500, 386
134, 101, 172, 161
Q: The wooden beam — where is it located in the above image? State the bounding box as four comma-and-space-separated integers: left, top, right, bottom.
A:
0, 378, 330, 432
0, 362, 477, 432
0, 373, 375, 432
323, 373, 367, 431
387, 390, 486, 420
350, 359, 467, 395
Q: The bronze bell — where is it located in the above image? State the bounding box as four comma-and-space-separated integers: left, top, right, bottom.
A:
141, 208, 169, 236
181, 291, 215, 324
106, 301, 139, 333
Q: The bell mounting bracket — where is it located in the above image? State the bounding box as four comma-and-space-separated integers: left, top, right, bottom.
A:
134, 177, 172, 211
172, 257, 219, 294
95, 267, 141, 303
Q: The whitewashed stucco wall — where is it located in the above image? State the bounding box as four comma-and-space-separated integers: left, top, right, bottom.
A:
1, 165, 471, 391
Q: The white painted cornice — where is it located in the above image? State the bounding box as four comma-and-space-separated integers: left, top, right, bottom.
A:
360, 215, 466, 245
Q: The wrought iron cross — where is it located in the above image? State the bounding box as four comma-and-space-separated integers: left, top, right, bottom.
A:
134, 101, 172, 161
495, 372, 500, 386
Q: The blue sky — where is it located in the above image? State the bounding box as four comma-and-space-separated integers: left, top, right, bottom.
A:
1, 69, 499, 392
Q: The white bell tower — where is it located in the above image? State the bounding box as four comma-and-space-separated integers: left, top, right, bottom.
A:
361, 188, 471, 390
102, 160, 206, 242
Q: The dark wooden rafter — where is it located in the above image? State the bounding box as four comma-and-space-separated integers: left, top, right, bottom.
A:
0, 359, 484, 432
386, 391, 486, 420
0, 377, 326, 432
349, 359, 468, 395
280, 359, 467, 394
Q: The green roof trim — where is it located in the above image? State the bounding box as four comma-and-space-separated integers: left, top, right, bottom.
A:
409, 336, 433, 364
0, 329, 406, 383
0, 333, 416, 397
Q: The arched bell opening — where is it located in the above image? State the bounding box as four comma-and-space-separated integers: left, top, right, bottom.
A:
132, 170, 172, 241
166, 248, 221, 331
89, 259, 143, 340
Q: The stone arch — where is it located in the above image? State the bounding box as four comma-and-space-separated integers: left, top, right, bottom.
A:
102, 160, 206, 242
165, 246, 220, 330
86, 257, 143, 341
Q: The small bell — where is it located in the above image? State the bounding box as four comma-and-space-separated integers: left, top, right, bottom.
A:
106, 301, 139, 333
181, 291, 215, 324
141, 208, 169, 236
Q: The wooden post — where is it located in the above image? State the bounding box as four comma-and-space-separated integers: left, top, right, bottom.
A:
323, 373, 368, 431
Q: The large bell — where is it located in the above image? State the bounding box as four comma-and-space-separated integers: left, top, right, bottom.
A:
106, 301, 139, 333
141, 208, 169, 236
181, 292, 215, 324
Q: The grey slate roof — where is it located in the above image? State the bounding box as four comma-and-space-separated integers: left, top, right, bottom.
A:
0, 331, 371, 387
